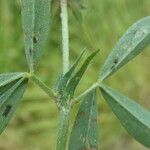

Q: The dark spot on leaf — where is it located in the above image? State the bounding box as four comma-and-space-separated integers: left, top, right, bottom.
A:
111, 58, 118, 69
33, 36, 38, 43
113, 58, 118, 64
3, 105, 12, 117
79, 111, 85, 117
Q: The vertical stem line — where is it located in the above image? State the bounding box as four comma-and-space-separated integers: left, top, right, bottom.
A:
56, 109, 70, 150
57, 1, 70, 149
60, 0, 69, 74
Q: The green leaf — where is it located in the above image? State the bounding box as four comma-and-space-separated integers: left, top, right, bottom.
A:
69, 89, 99, 150
0, 79, 23, 106
65, 50, 99, 98
21, 0, 51, 72
65, 49, 86, 79
100, 84, 150, 147
0, 72, 26, 87
56, 49, 85, 94
0, 78, 28, 134
100, 16, 150, 81
0, 73, 27, 101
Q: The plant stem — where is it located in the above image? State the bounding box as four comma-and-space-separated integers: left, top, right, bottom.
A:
56, 108, 70, 150
60, 0, 69, 74
56, 1, 70, 149
73, 82, 99, 105
30, 74, 56, 99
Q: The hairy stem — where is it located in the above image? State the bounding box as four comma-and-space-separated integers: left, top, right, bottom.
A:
56, 1, 70, 149
30, 74, 56, 99
56, 108, 70, 150
60, 0, 69, 74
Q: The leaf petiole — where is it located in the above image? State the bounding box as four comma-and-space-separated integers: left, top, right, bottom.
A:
30, 74, 56, 99
73, 82, 99, 105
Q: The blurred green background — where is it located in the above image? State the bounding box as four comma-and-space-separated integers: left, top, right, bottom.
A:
0, 0, 150, 149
